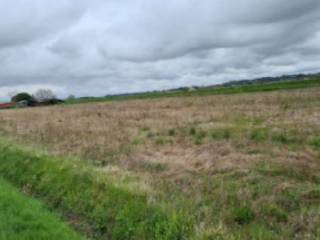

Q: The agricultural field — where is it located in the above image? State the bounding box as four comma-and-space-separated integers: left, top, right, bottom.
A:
0, 82, 320, 239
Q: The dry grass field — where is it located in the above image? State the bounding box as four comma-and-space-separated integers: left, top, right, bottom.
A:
0, 87, 320, 239
1, 88, 319, 176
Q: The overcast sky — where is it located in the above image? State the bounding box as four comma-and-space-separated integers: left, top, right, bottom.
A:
1, 0, 320, 100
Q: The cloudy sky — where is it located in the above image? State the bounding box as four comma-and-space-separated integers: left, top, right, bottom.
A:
1, 0, 320, 100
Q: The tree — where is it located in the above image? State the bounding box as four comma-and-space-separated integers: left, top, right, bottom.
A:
11, 92, 33, 103
67, 94, 76, 101
33, 89, 56, 102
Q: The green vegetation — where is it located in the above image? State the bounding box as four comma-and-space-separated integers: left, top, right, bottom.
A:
191, 162, 320, 239
211, 128, 232, 140
1, 137, 319, 239
0, 178, 83, 240
249, 128, 270, 142
310, 138, 320, 150
0, 139, 192, 240
11, 92, 33, 103
66, 78, 320, 104
232, 206, 255, 225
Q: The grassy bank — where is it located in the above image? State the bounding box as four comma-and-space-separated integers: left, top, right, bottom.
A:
66, 77, 320, 104
0, 178, 84, 240
0, 139, 192, 240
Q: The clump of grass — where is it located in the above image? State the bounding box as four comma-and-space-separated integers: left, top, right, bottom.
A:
141, 162, 168, 173
262, 204, 288, 222
141, 126, 151, 132
272, 132, 289, 144
194, 130, 207, 145
131, 138, 144, 146
249, 128, 269, 142
146, 132, 156, 138
189, 127, 197, 136
310, 138, 320, 150
0, 140, 193, 239
156, 137, 170, 146
211, 129, 231, 140
271, 132, 291, 144
232, 206, 255, 225
168, 128, 176, 136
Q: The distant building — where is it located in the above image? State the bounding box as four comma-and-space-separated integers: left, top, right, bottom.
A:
0, 102, 14, 109
16, 100, 29, 108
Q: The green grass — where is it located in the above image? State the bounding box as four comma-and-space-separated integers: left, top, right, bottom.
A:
0, 137, 320, 239
191, 162, 320, 239
0, 139, 193, 240
66, 78, 320, 105
0, 178, 83, 240
310, 138, 320, 150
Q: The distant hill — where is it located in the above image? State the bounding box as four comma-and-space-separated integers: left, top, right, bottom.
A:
67, 72, 320, 104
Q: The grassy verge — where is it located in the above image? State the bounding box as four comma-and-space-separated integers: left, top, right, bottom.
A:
0, 139, 192, 240
66, 78, 320, 104
0, 178, 84, 240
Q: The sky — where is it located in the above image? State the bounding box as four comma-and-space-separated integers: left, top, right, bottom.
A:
1, 0, 320, 100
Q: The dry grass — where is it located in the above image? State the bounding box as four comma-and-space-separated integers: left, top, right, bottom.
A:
0, 88, 319, 179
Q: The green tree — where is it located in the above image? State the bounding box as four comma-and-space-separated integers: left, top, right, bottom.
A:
11, 92, 32, 103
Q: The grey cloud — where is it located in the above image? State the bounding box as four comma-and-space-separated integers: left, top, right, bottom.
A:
0, 0, 320, 100
0, 1, 87, 49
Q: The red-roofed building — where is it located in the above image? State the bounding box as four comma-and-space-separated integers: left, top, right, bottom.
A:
0, 102, 14, 109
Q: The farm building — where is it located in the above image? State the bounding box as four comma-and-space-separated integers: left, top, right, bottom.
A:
0, 102, 14, 109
